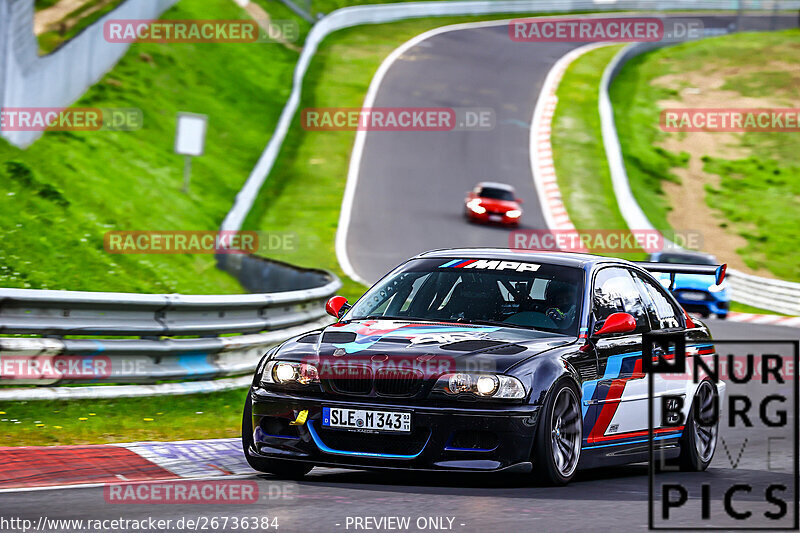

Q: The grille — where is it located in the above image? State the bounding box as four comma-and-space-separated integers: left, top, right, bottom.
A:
328, 365, 373, 395
574, 361, 597, 382
316, 424, 430, 455
446, 430, 499, 451
321, 331, 357, 344
374, 368, 424, 397
677, 290, 711, 302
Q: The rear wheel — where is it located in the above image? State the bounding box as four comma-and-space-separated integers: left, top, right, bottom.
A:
533, 379, 583, 485
242, 395, 313, 478
677, 380, 718, 471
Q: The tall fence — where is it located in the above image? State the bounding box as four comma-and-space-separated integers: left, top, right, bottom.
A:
599, 25, 800, 316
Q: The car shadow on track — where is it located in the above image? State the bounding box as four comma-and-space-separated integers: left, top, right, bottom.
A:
253, 465, 792, 502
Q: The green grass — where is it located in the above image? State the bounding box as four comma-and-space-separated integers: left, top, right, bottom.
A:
0, 388, 248, 446
609, 50, 689, 233
2, 0, 300, 294
34, 0, 60, 10
729, 300, 789, 316
549, 44, 649, 259
38, 0, 126, 54
610, 29, 800, 281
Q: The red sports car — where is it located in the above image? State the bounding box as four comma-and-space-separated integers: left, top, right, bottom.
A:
464, 182, 522, 226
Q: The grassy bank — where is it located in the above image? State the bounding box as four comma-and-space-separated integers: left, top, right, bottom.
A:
610, 29, 800, 281
549, 44, 645, 258
2, 0, 301, 294
550, 40, 783, 315
2, 12, 552, 445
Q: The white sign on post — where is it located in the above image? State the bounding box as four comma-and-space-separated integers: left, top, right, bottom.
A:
175, 113, 208, 192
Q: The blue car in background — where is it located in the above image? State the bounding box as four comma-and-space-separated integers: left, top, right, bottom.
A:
648, 251, 730, 319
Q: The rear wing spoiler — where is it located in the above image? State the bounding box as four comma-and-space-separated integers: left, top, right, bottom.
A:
636, 262, 727, 290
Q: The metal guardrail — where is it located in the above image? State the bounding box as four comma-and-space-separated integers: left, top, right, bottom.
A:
599, 28, 800, 316
725, 269, 800, 316
0, 277, 339, 388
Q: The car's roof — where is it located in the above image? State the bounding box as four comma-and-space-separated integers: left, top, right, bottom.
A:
475, 181, 515, 191
415, 248, 633, 268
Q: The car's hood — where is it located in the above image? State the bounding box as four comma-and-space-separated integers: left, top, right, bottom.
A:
474, 197, 520, 211
275, 319, 575, 374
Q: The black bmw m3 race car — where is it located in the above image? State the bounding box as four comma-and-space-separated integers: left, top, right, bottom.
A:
243, 248, 727, 484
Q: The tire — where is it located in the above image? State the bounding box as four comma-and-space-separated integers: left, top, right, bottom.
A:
242, 394, 313, 478
532, 379, 583, 485
677, 380, 719, 472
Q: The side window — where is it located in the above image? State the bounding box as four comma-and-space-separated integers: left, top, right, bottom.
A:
592, 267, 649, 334
633, 272, 681, 330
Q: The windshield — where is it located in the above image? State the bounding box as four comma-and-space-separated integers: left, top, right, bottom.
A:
478, 187, 515, 201
346, 258, 583, 335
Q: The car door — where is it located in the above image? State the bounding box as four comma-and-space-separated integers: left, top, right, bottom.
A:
583, 267, 652, 446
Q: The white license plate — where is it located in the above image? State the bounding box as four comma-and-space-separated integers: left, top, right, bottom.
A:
322, 407, 411, 433
681, 292, 707, 301
489, 214, 503, 222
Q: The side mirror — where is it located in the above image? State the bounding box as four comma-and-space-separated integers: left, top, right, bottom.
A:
325, 296, 350, 319
594, 312, 637, 336
516, 198, 524, 204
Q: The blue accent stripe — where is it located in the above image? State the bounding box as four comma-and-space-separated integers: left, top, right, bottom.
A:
583, 432, 682, 450
439, 260, 461, 268
307, 420, 428, 460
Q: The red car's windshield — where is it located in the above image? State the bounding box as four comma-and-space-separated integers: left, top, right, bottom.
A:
478, 187, 515, 201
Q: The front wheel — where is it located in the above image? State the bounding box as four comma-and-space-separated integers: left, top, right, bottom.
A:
533, 379, 583, 485
242, 395, 313, 479
677, 380, 719, 471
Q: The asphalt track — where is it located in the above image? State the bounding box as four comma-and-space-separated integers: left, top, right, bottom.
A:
343, 14, 798, 284
3, 13, 800, 533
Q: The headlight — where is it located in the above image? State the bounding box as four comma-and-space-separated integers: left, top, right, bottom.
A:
261, 361, 319, 386
436, 373, 525, 399
467, 199, 486, 214
505, 209, 522, 218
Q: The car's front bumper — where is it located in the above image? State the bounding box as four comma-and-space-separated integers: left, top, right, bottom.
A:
247, 388, 539, 472
465, 210, 520, 226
